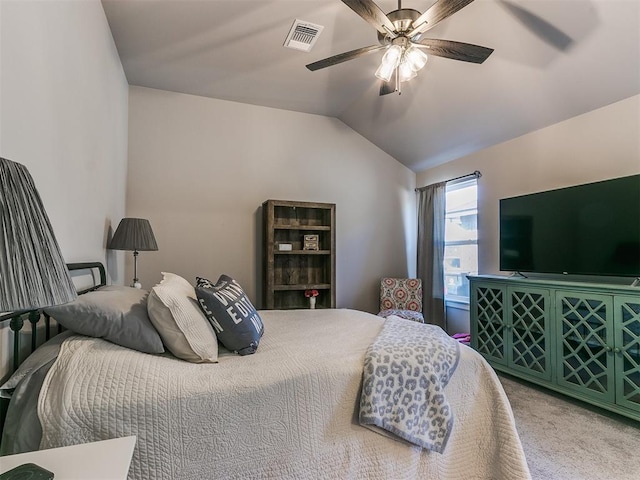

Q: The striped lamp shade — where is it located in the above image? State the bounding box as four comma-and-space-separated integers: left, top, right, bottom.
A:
109, 218, 158, 252
0, 158, 77, 311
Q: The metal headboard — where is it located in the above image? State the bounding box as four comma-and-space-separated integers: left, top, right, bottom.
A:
0, 262, 107, 375
0, 262, 106, 448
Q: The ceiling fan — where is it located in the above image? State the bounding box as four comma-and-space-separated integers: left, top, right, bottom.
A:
306, 0, 494, 95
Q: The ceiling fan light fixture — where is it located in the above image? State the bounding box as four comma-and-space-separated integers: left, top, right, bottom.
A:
381, 45, 403, 67
405, 46, 428, 71
398, 61, 417, 82
375, 62, 395, 82
376, 44, 403, 82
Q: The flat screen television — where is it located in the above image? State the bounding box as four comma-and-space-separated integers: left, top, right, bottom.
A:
499, 174, 640, 278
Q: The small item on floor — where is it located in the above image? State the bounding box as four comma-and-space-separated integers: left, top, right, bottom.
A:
451, 332, 471, 345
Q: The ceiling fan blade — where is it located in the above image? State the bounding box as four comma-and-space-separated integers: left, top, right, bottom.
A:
341, 0, 397, 35
306, 45, 384, 71
416, 38, 494, 63
409, 0, 475, 35
497, 0, 573, 51
379, 78, 396, 96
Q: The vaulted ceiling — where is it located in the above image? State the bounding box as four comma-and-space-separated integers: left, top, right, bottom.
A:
101, 0, 640, 172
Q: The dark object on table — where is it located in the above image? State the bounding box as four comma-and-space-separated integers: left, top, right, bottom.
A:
0, 463, 54, 480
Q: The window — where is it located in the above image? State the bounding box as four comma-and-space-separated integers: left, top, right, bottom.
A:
444, 178, 478, 302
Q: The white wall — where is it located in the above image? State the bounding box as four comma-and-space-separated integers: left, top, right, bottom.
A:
127, 86, 416, 313
0, 0, 128, 378
417, 95, 640, 331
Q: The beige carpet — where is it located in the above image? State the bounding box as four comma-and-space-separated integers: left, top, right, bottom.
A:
499, 374, 640, 480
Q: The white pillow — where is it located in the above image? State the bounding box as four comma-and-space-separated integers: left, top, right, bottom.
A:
147, 272, 218, 363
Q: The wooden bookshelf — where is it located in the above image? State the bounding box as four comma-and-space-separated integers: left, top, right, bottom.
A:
262, 200, 336, 309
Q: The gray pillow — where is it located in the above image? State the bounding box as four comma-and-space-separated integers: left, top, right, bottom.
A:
195, 275, 264, 355
44, 285, 164, 354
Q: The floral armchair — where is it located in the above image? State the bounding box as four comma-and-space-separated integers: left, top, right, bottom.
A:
377, 277, 425, 323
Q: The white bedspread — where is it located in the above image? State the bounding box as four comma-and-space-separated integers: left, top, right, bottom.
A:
38, 309, 531, 479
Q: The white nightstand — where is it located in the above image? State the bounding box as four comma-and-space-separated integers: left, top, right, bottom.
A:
0, 436, 136, 480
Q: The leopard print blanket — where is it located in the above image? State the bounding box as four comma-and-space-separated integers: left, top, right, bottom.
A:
359, 316, 460, 453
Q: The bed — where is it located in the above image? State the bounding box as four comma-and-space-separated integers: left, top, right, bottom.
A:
0, 263, 531, 480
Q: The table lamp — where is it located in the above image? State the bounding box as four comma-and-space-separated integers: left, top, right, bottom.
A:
0, 157, 77, 312
109, 218, 158, 288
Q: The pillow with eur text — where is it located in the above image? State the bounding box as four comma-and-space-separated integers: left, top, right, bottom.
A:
195, 275, 264, 355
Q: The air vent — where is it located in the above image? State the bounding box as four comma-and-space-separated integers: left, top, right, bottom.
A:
284, 19, 324, 52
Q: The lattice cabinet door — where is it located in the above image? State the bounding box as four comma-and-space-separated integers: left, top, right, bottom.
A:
614, 296, 640, 414
555, 291, 615, 404
471, 283, 507, 366
507, 287, 552, 381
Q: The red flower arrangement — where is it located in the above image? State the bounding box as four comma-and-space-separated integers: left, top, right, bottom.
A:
304, 289, 319, 298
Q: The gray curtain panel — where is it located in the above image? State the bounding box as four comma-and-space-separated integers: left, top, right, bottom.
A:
417, 181, 447, 329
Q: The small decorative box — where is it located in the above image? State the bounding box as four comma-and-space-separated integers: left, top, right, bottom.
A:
277, 243, 293, 251
303, 234, 319, 251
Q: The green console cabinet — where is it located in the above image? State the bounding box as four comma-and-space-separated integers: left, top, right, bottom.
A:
471, 282, 507, 365
614, 296, 640, 415
555, 291, 615, 405
470, 275, 640, 421
472, 282, 552, 382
